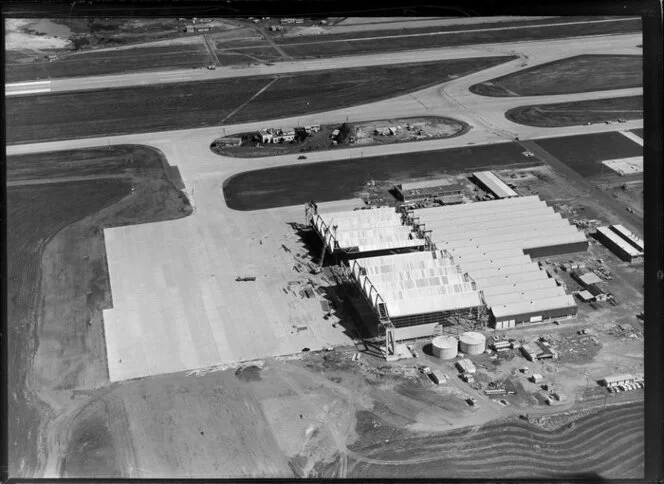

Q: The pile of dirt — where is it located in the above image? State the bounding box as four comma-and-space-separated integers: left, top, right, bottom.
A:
235, 365, 263, 382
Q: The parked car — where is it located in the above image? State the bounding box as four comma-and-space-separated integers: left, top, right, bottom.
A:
298, 155, 307, 160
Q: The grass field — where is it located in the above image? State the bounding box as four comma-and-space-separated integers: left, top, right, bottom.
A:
7, 145, 192, 478
469, 55, 642, 97
5, 44, 212, 83
6, 18, 639, 82
506, 96, 643, 128
6, 57, 512, 144
532, 132, 642, 178
7, 180, 132, 477
223, 141, 539, 210
278, 19, 641, 59
215, 47, 283, 66
340, 402, 643, 478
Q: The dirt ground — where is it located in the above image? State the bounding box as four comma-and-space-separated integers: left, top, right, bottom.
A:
214, 116, 469, 158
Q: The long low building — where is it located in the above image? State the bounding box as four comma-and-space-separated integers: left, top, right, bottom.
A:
410, 195, 584, 329
610, 224, 644, 252
595, 226, 643, 262
349, 251, 485, 340
472, 171, 518, 198
312, 207, 426, 257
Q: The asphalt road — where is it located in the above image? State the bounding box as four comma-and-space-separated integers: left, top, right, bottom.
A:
5, 33, 641, 96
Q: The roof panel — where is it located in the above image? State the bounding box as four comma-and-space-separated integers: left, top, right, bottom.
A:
473, 171, 518, 198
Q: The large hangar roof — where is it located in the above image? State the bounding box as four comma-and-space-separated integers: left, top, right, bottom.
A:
410, 196, 584, 321
313, 208, 424, 253
350, 252, 483, 318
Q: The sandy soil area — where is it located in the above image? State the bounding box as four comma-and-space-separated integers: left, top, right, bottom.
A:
5, 19, 72, 50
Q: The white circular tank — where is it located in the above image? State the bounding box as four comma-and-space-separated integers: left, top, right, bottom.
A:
459, 331, 486, 355
431, 336, 458, 359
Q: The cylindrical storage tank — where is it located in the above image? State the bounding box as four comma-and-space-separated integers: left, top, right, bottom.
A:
431, 336, 458, 360
459, 331, 486, 355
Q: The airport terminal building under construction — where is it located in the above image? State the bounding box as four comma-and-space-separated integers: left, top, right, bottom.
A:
310, 195, 588, 342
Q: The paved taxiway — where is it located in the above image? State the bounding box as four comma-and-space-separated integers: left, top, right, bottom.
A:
6, 32, 640, 95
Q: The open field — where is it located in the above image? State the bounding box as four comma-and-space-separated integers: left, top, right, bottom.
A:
469, 55, 642, 97
223, 141, 539, 211
275, 17, 640, 45
7, 180, 132, 477
7, 146, 192, 477
6, 57, 512, 145
532, 132, 642, 178
7, 145, 176, 182
338, 401, 643, 478
506, 96, 643, 128
277, 19, 640, 59
5, 44, 212, 83
6, 17, 639, 81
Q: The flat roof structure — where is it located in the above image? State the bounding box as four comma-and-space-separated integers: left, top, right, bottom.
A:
472, 171, 518, 198
410, 196, 584, 325
610, 224, 644, 252
595, 226, 643, 261
312, 207, 425, 254
349, 251, 483, 320
575, 271, 603, 286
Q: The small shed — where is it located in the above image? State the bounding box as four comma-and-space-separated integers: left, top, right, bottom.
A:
530, 373, 544, 383
576, 290, 595, 302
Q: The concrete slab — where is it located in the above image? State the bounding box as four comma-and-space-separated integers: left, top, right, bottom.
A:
102, 177, 353, 382
602, 156, 643, 176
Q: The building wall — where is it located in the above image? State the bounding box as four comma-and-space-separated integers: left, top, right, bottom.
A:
522, 240, 588, 258
594, 231, 635, 262
394, 323, 441, 341
492, 305, 577, 327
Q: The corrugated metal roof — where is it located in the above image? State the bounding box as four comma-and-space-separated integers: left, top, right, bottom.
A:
428, 219, 574, 243
482, 278, 558, 297
419, 210, 558, 231
351, 252, 483, 318
411, 195, 540, 218
596, 226, 642, 257
577, 272, 603, 286
603, 374, 635, 383
385, 292, 484, 317
487, 286, 567, 306
473, 270, 547, 288
415, 202, 552, 224
491, 294, 576, 319
610, 224, 644, 252
473, 171, 518, 198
